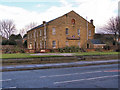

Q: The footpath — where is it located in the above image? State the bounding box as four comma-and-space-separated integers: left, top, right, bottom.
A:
1, 59, 119, 71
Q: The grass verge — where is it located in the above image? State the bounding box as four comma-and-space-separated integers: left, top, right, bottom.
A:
2, 62, 119, 72
1, 52, 119, 59
75, 52, 118, 56
1, 53, 63, 59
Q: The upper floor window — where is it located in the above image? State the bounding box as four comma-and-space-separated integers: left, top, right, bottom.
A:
28, 34, 29, 39
52, 41, 56, 48
89, 30, 91, 36
44, 27, 46, 36
34, 31, 36, 38
37, 31, 38, 37
52, 28, 56, 35
40, 30, 42, 36
78, 29, 80, 35
31, 33, 32, 38
71, 19, 75, 25
66, 28, 69, 35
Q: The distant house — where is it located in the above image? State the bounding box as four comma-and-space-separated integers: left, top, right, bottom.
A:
27, 10, 95, 51
94, 33, 119, 46
87, 39, 106, 49
22, 34, 27, 43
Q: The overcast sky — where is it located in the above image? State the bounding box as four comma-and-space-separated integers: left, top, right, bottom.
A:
0, 0, 118, 34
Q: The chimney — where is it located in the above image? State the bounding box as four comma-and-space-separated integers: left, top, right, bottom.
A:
90, 19, 93, 24
43, 21, 46, 24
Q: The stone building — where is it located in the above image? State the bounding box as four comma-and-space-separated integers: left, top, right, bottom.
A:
27, 10, 95, 51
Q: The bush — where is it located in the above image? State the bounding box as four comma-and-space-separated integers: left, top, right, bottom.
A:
95, 48, 102, 52
2, 40, 16, 45
2, 40, 9, 45
8, 40, 17, 45
58, 46, 81, 53
104, 46, 110, 50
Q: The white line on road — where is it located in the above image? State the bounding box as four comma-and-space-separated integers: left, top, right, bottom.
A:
0, 79, 12, 82
8, 87, 16, 88
54, 75, 120, 84
40, 71, 102, 78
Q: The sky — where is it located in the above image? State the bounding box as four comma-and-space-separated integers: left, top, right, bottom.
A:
0, 0, 119, 34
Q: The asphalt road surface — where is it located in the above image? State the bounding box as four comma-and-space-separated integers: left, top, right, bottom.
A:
2, 64, 120, 89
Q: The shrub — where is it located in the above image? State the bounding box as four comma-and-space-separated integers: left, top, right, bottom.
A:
58, 46, 81, 53
104, 46, 110, 50
2, 40, 16, 45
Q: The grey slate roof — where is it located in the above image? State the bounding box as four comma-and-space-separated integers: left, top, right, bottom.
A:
90, 39, 105, 44
28, 16, 59, 32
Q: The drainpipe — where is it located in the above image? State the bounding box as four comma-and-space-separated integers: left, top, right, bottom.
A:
86, 17, 88, 41
43, 21, 46, 49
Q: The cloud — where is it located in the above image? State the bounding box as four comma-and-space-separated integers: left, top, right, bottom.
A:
59, 0, 72, 7
0, 0, 118, 34
35, 4, 45, 8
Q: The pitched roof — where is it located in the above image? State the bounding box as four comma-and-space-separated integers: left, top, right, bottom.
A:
27, 10, 93, 32
90, 39, 105, 44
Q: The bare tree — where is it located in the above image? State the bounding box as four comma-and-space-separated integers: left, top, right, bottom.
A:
0, 19, 16, 39
104, 16, 120, 45
20, 22, 37, 37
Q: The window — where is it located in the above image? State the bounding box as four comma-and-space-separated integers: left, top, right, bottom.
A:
52, 28, 56, 35
44, 27, 46, 36
66, 28, 69, 35
52, 41, 56, 48
40, 41, 42, 49
89, 30, 91, 36
44, 41, 46, 49
71, 19, 75, 24
28, 34, 29, 39
29, 42, 32, 49
72, 35, 75, 37
78, 29, 80, 35
37, 31, 38, 37
78, 42, 80, 48
40, 30, 42, 36
36, 42, 38, 49
66, 41, 69, 46
31, 33, 32, 38
34, 31, 36, 38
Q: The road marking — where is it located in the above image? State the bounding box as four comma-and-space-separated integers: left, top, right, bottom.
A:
8, 87, 16, 88
104, 70, 120, 72
40, 71, 102, 78
54, 75, 120, 84
0, 79, 12, 82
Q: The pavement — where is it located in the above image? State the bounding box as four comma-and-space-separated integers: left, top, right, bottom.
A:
1, 59, 119, 71
2, 64, 120, 88
30, 53, 74, 56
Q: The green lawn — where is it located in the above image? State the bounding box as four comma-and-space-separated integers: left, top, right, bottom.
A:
75, 52, 118, 56
1, 53, 62, 59
1, 52, 119, 59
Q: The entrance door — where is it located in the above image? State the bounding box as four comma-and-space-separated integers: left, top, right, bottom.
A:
87, 44, 89, 48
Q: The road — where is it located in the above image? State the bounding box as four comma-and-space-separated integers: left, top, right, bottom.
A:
2, 64, 120, 89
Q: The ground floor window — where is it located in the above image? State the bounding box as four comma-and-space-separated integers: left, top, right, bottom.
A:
29, 43, 32, 49
40, 41, 42, 49
52, 41, 56, 48
44, 41, 46, 49
78, 42, 80, 48
66, 41, 69, 46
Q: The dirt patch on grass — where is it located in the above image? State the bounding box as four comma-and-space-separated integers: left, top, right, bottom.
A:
2, 55, 118, 66
2, 62, 119, 72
